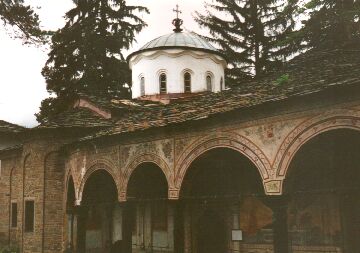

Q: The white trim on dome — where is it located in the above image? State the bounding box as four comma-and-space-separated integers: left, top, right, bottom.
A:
130, 40, 226, 99
129, 49, 227, 69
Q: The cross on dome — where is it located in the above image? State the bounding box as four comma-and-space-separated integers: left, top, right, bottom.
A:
173, 4, 182, 19
172, 4, 183, 33
127, 3, 227, 101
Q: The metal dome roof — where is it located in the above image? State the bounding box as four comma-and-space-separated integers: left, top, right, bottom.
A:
127, 31, 225, 61
141, 32, 217, 51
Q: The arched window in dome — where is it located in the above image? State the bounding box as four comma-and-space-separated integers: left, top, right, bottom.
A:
206, 75, 212, 91
184, 72, 191, 93
159, 73, 167, 94
140, 76, 145, 96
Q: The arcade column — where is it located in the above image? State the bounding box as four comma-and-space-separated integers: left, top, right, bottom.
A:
263, 196, 289, 253
73, 205, 88, 253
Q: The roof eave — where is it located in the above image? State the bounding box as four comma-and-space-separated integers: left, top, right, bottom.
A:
126, 46, 228, 64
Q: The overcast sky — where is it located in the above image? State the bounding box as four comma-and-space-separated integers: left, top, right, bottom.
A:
0, 0, 208, 127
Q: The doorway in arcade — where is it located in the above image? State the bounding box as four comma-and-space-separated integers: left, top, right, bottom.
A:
124, 162, 174, 253
179, 148, 274, 253
77, 170, 121, 253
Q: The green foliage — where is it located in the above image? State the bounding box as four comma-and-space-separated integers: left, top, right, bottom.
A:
195, 0, 298, 85
0, 245, 19, 253
275, 73, 290, 85
35, 96, 75, 124
0, 0, 47, 45
37, 0, 149, 123
293, 0, 360, 49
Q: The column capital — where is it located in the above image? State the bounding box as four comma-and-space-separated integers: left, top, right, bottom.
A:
169, 189, 180, 200
119, 191, 127, 202
75, 199, 82, 206
264, 180, 283, 195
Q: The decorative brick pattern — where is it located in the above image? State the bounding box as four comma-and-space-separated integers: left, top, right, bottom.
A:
121, 153, 174, 201
77, 160, 120, 204
174, 131, 272, 192
274, 109, 360, 180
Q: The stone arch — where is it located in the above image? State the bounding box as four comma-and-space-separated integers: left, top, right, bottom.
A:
22, 153, 31, 191
9, 165, 16, 206
121, 153, 173, 201
174, 131, 271, 197
9, 166, 17, 186
78, 160, 120, 203
23, 153, 31, 168
274, 110, 360, 182
181, 68, 194, 74
64, 165, 81, 204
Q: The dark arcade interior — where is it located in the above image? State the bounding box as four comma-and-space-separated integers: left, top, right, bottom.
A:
285, 129, 360, 253
65, 132, 360, 253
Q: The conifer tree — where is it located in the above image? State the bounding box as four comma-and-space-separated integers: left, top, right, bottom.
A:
37, 0, 148, 123
0, 0, 46, 44
296, 0, 360, 49
195, 0, 297, 85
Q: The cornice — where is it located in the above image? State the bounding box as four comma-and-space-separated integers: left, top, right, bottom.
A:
129, 49, 227, 69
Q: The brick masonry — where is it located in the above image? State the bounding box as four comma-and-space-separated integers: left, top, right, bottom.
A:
0, 99, 360, 252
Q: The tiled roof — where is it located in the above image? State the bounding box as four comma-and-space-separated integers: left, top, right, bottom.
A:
39, 47, 360, 141
0, 120, 25, 133
38, 108, 114, 128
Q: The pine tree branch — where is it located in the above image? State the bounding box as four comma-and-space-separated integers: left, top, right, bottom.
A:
0, 0, 47, 45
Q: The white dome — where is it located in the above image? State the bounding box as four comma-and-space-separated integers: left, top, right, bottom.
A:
128, 31, 227, 101
127, 32, 225, 61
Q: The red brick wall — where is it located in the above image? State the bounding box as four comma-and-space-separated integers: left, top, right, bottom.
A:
0, 139, 69, 253
43, 152, 65, 253
0, 158, 11, 246
9, 160, 22, 249
22, 152, 43, 253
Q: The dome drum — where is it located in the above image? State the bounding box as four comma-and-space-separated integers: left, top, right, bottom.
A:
127, 30, 227, 101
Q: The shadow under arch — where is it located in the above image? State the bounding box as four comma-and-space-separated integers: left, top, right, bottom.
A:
175, 132, 271, 192
64, 175, 76, 250
178, 147, 273, 253
66, 175, 76, 209
64, 168, 79, 203
81, 169, 119, 206
126, 162, 169, 200
275, 114, 360, 179
179, 147, 266, 199
122, 162, 170, 253
283, 128, 360, 193
125, 162, 169, 199
121, 154, 173, 201
76, 169, 120, 253
78, 162, 120, 203
283, 128, 360, 252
